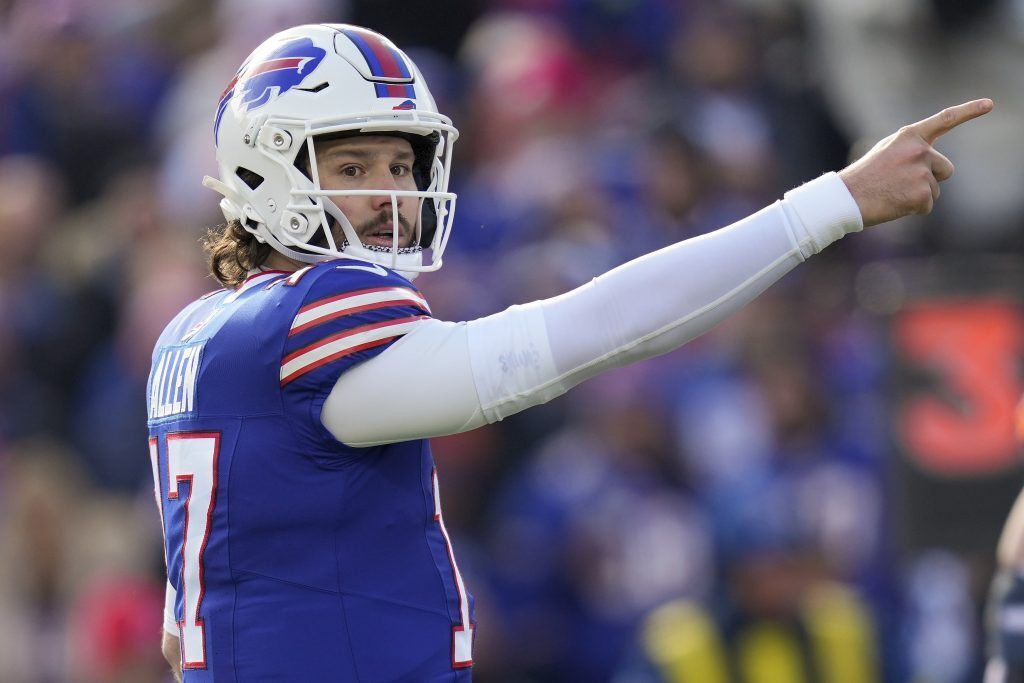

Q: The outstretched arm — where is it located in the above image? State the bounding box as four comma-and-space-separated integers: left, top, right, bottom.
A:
322, 100, 993, 446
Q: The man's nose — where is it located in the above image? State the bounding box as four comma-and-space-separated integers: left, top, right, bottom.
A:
370, 168, 404, 211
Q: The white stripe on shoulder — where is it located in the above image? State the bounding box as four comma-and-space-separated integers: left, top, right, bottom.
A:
280, 317, 425, 385
290, 287, 430, 334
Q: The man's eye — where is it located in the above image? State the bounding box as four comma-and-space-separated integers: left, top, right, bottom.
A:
391, 165, 411, 176
340, 166, 361, 177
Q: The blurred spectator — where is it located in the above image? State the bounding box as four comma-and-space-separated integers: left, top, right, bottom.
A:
0, 441, 87, 681
155, 0, 341, 227
902, 551, 979, 683
350, 0, 480, 58
0, 156, 79, 446
614, 318, 889, 681
493, 0, 682, 67
71, 575, 167, 683
0, 0, 177, 204
71, 226, 209, 491
486, 367, 715, 681
665, 8, 778, 198
0, 440, 168, 682
616, 577, 881, 683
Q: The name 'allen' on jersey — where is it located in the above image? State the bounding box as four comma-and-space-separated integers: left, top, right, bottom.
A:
149, 342, 204, 420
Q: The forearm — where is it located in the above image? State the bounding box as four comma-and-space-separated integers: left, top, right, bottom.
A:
163, 581, 181, 681
163, 630, 182, 682
473, 172, 861, 421
323, 173, 861, 445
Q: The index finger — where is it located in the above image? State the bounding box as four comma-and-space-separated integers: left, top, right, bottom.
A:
911, 98, 994, 144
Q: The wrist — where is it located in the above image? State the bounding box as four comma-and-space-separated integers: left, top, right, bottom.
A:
783, 172, 864, 257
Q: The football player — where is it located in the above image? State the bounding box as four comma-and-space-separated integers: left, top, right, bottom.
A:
148, 23, 991, 681
985, 396, 1024, 683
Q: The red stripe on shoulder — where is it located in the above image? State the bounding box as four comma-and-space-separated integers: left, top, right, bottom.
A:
296, 287, 401, 317
280, 336, 398, 387
289, 286, 430, 337
279, 315, 428, 386
282, 316, 423, 365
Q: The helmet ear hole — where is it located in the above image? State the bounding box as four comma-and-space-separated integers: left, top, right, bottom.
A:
236, 167, 265, 190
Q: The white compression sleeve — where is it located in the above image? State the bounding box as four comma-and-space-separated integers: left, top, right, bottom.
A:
322, 173, 861, 445
164, 581, 178, 635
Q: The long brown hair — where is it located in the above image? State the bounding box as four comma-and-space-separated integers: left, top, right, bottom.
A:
202, 219, 273, 288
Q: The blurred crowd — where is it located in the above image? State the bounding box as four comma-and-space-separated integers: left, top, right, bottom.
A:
1, 0, 1022, 681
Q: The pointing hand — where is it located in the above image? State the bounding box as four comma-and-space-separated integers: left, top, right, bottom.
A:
839, 98, 994, 227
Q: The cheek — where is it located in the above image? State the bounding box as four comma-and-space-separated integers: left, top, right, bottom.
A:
328, 195, 363, 220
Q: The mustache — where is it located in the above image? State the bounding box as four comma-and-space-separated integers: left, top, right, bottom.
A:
358, 211, 412, 233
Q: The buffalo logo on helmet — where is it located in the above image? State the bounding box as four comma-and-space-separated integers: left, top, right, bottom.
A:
214, 37, 327, 141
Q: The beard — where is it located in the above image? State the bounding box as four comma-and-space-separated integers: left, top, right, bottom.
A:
311, 208, 418, 251
323, 209, 422, 254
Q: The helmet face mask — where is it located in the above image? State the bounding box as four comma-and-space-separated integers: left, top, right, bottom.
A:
205, 24, 459, 277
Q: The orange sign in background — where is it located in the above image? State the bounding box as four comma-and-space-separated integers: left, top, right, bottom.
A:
893, 299, 1024, 476
889, 295, 1024, 554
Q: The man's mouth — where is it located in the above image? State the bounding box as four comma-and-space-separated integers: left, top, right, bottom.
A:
359, 218, 412, 248
362, 225, 401, 247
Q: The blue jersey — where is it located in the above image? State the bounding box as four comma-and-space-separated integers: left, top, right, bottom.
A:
146, 261, 475, 682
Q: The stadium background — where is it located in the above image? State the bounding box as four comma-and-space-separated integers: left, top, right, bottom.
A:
0, 0, 1022, 680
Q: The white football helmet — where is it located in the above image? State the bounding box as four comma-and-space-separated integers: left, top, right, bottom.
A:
204, 24, 459, 276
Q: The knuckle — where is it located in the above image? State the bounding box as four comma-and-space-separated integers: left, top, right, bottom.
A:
899, 142, 926, 163
905, 187, 930, 211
